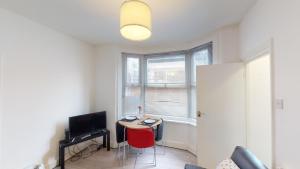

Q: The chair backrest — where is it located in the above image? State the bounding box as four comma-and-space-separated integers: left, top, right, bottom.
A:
116, 121, 127, 143
231, 146, 268, 169
155, 119, 164, 141
127, 128, 155, 148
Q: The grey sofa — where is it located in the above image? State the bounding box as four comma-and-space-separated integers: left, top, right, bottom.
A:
185, 146, 268, 169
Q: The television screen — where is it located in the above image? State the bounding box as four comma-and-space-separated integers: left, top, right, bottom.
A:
69, 111, 106, 139
92, 111, 106, 131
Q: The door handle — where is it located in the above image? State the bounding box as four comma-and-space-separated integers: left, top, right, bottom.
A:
197, 111, 205, 118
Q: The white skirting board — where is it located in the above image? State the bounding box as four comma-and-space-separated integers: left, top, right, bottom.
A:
157, 140, 197, 156
46, 138, 196, 169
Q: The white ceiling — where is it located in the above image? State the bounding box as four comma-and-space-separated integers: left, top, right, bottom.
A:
0, 0, 256, 47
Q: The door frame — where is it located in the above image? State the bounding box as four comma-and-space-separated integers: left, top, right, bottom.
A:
243, 39, 275, 169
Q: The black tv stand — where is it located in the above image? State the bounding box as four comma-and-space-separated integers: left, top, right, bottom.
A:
58, 129, 110, 169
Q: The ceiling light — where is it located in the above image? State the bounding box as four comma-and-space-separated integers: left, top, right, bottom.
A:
120, 0, 152, 41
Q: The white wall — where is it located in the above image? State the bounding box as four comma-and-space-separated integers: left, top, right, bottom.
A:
95, 45, 122, 148
140, 24, 240, 64
162, 122, 197, 154
0, 8, 96, 169
239, 0, 300, 168
94, 25, 241, 153
0, 52, 3, 169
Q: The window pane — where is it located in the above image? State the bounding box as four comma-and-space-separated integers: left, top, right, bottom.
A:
191, 48, 211, 118
124, 86, 141, 115
124, 57, 141, 115
194, 49, 209, 65
191, 86, 197, 118
145, 55, 187, 117
145, 87, 188, 117
147, 55, 185, 84
192, 49, 209, 84
127, 57, 139, 84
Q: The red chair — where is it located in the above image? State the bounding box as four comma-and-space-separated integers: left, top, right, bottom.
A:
127, 128, 156, 168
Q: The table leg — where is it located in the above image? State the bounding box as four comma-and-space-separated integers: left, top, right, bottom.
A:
107, 130, 110, 151
59, 145, 65, 169
103, 133, 107, 148
123, 127, 126, 165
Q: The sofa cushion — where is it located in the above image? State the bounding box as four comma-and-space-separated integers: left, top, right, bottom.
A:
216, 159, 240, 169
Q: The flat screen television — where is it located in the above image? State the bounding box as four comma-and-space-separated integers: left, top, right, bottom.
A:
69, 111, 106, 139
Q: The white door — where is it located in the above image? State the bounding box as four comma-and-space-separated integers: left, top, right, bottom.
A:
0, 53, 3, 167
246, 54, 272, 168
196, 63, 246, 169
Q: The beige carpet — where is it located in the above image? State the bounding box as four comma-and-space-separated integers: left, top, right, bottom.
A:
65, 146, 196, 169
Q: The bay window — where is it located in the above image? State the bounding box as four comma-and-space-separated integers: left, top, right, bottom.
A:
122, 42, 212, 119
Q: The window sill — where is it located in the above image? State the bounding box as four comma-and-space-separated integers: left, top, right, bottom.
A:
144, 114, 197, 126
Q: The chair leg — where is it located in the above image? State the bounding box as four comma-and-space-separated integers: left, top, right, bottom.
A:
153, 146, 157, 166
162, 140, 166, 155
123, 127, 126, 166
133, 152, 138, 169
127, 144, 130, 154
115, 144, 120, 160
118, 144, 121, 159
155, 140, 166, 155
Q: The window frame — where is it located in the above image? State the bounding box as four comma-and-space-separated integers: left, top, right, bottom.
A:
122, 42, 213, 119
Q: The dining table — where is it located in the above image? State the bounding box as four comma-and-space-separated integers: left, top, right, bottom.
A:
118, 115, 162, 129
117, 115, 163, 164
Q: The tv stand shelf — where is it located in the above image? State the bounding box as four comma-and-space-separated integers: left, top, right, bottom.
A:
58, 129, 110, 169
